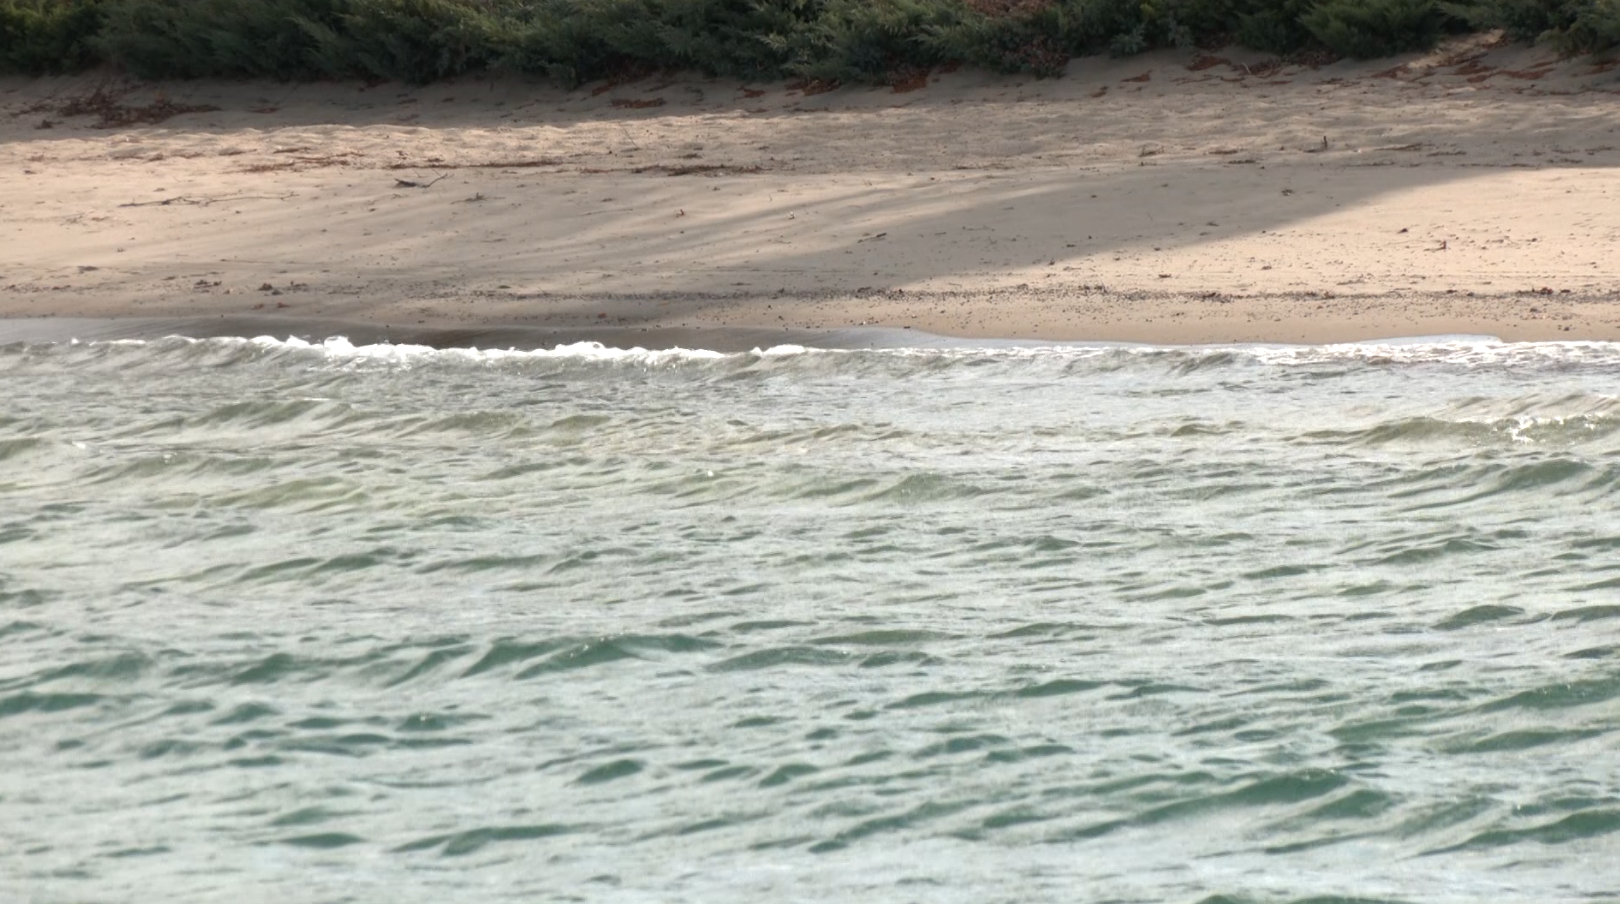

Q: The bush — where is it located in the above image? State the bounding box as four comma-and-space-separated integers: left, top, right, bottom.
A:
1464, 0, 1620, 50
311, 0, 501, 82
1561, 0, 1620, 50
610, 0, 808, 80
770, 0, 953, 83
1232, 0, 1316, 53
93, 0, 338, 79
1301, 0, 1445, 57
1, 0, 1612, 84
490, 0, 813, 86
1455, 0, 1570, 38
0, 0, 107, 74
928, 0, 1140, 74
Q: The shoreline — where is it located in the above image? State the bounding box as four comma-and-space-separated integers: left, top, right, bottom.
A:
0, 314, 944, 351
5, 37, 1618, 345
5, 282, 1619, 348
0, 312, 1570, 352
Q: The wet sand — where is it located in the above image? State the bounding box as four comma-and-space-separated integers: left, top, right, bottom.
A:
0, 315, 946, 351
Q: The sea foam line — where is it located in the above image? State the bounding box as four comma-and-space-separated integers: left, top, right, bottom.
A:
33, 333, 1620, 369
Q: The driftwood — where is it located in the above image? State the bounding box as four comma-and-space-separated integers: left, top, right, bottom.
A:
394, 174, 448, 189
117, 193, 293, 208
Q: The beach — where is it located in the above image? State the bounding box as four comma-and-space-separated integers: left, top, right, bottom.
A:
3, 33, 1620, 346
8, 33, 1620, 902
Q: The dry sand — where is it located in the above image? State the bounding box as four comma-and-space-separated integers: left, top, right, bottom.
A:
4, 32, 1620, 347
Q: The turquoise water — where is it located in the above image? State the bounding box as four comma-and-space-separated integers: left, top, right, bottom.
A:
3, 336, 1619, 904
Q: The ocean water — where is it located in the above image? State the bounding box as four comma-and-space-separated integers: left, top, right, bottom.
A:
2, 335, 1619, 904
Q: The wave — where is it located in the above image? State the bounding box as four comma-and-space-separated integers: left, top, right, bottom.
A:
10, 334, 1620, 374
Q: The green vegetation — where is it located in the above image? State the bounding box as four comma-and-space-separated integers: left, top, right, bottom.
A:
1301, 0, 1444, 56
1453, 0, 1620, 52
1, 0, 105, 73
1, 0, 1616, 82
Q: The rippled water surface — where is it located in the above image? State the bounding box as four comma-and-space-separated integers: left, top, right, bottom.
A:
4, 336, 1620, 904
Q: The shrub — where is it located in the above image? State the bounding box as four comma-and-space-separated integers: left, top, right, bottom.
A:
493, 0, 813, 86
930, 0, 1142, 72
478, 0, 605, 86
0, 0, 108, 74
2, 0, 1612, 84
1560, 0, 1620, 50
929, 0, 1064, 75
609, 0, 808, 79
1301, 0, 1445, 57
1231, 0, 1316, 53
1454, 0, 1573, 39
93, 0, 339, 79
1052, 0, 1152, 55
310, 0, 501, 82
772, 0, 953, 83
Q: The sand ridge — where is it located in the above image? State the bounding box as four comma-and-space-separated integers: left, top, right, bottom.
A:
3, 32, 1619, 344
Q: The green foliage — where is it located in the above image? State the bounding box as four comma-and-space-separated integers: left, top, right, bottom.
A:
1232, 0, 1316, 53
1105, 22, 1146, 54
1052, 0, 1144, 50
479, 0, 612, 86
939, 0, 1144, 72
1452, 0, 1570, 38
1457, 0, 1620, 50
313, 0, 501, 82
774, 0, 950, 83
1301, 0, 1444, 57
925, 0, 1052, 76
619, 0, 809, 79
490, 0, 812, 86
93, 0, 337, 78
0, 0, 108, 74
3, 0, 1616, 83
1560, 0, 1620, 50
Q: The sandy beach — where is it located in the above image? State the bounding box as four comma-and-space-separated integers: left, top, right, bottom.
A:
4, 32, 1619, 346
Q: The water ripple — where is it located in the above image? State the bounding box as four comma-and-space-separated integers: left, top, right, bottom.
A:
4, 337, 1620, 903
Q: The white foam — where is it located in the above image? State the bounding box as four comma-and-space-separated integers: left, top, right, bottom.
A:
43, 332, 1620, 370
244, 335, 738, 365
1240, 338, 1620, 368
